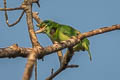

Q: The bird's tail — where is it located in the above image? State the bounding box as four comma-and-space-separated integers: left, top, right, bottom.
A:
82, 38, 92, 61
87, 49, 92, 61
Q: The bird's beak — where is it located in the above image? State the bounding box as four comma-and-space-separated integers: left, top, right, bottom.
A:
35, 24, 46, 34
35, 27, 46, 34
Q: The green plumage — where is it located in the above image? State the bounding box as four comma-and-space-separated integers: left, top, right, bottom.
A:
37, 20, 92, 61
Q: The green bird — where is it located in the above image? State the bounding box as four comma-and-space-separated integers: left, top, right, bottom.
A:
36, 20, 92, 61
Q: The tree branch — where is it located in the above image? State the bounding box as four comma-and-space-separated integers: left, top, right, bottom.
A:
0, 24, 120, 59
32, 12, 42, 24
22, 51, 37, 80
21, 0, 43, 80
23, 0, 41, 47
3, 0, 25, 27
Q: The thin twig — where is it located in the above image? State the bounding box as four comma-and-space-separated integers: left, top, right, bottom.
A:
3, 0, 25, 27
67, 64, 79, 68
32, 0, 40, 7
46, 47, 74, 80
53, 41, 63, 66
46, 66, 65, 80
51, 68, 54, 75
0, 7, 23, 11
8, 11, 25, 27
57, 50, 63, 66
35, 60, 37, 80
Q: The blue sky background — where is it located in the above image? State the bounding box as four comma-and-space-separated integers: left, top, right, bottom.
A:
0, 0, 120, 80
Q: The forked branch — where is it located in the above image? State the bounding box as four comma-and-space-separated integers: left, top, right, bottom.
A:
22, 0, 42, 80
46, 47, 74, 80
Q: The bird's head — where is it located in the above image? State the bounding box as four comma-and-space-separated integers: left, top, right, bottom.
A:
36, 20, 58, 35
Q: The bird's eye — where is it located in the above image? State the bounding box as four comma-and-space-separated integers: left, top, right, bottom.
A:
50, 27, 57, 34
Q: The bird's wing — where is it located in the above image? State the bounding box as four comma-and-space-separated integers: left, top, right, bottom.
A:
60, 25, 78, 37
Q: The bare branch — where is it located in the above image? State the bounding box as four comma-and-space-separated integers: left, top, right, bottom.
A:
32, 12, 42, 24
67, 64, 79, 68
21, 0, 43, 80
22, 51, 37, 80
0, 7, 23, 11
3, 0, 25, 27
57, 50, 63, 66
32, 0, 40, 7
46, 66, 65, 80
46, 47, 74, 80
1, 2, 42, 80
23, 1, 41, 47
43, 24, 120, 56
53, 41, 63, 66
0, 24, 120, 59
0, 44, 32, 58
35, 60, 37, 80
8, 11, 25, 27
51, 68, 54, 75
